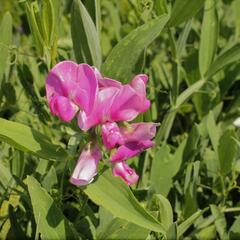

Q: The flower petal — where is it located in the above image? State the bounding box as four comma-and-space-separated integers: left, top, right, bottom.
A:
75, 64, 98, 114
78, 87, 120, 131
46, 61, 98, 121
112, 161, 139, 185
110, 75, 150, 122
110, 140, 154, 162
70, 143, 101, 186
121, 122, 159, 142
49, 95, 78, 122
102, 122, 124, 149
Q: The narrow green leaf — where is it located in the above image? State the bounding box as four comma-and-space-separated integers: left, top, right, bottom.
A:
0, 12, 12, 83
0, 118, 67, 160
71, 0, 102, 68
27, 176, 78, 239
206, 111, 220, 153
177, 210, 203, 237
206, 43, 240, 78
166, 223, 178, 240
176, 79, 205, 108
24, 2, 45, 56
155, 110, 176, 143
102, 14, 169, 83
84, 170, 166, 234
168, 0, 205, 27
42, 0, 55, 45
150, 194, 173, 230
218, 130, 237, 174
176, 20, 192, 58
199, 0, 218, 77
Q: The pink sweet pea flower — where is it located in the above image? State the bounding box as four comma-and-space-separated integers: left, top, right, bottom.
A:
46, 61, 98, 122
101, 122, 124, 149
46, 61, 150, 131
101, 122, 158, 184
101, 122, 158, 161
112, 161, 139, 185
70, 143, 101, 186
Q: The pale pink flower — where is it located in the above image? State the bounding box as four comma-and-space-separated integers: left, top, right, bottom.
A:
46, 61, 150, 131
70, 143, 101, 186
112, 161, 139, 185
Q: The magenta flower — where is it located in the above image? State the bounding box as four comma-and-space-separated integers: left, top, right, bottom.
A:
46, 61, 157, 186
46, 61, 150, 130
70, 143, 101, 186
101, 122, 158, 184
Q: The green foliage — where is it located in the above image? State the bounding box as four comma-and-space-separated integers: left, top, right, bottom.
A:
84, 169, 166, 234
0, 0, 240, 239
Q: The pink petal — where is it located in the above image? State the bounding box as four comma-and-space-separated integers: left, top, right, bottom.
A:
75, 64, 98, 114
46, 61, 78, 101
49, 96, 78, 122
70, 143, 101, 186
46, 61, 98, 121
110, 76, 150, 122
112, 161, 139, 185
78, 87, 120, 131
121, 122, 159, 142
102, 122, 124, 149
110, 140, 154, 162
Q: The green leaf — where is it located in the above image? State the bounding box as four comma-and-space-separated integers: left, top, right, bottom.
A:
0, 162, 15, 190
0, 12, 12, 83
71, 0, 102, 68
84, 169, 166, 234
97, 217, 149, 240
101, 14, 169, 83
210, 205, 227, 239
206, 111, 220, 153
0, 118, 67, 160
183, 161, 200, 218
149, 194, 173, 230
166, 223, 178, 240
206, 43, 240, 78
199, 0, 218, 77
24, 2, 45, 56
42, 165, 58, 191
27, 176, 78, 239
150, 140, 186, 196
176, 79, 205, 108
229, 216, 240, 240
41, 0, 55, 45
176, 20, 192, 58
177, 210, 203, 237
218, 130, 237, 174
168, 0, 205, 27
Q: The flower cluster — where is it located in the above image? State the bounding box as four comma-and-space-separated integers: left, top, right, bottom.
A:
46, 61, 158, 185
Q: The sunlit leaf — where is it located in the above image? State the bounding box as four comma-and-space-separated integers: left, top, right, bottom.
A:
0, 118, 68, 160
102, 14, 169, 83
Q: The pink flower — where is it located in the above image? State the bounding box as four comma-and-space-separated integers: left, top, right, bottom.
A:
112, 161, 139, 185
46, 61, 150, 131
46, 61, 156, 186
101, 122, 158, 184
70, 143, 101, 186
102, 122, 158, 162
